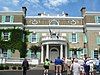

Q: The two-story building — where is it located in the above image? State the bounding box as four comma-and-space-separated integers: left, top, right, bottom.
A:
0, 7, 100, 63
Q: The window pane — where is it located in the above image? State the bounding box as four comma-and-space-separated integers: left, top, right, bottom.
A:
2, 32, 9, 41
72, 33, 76, 42
5, 16, 10, 22
32, 33, 36, 42
98, 17, 100, 23
94, 50, 98, 58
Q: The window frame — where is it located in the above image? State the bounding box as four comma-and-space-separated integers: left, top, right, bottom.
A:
94, 50, 98, 58
72, 33, 77, 43
95, 16, 100, 23
31, 33, 36, 43
5, 16, 10, 22
1, 32, 10, 41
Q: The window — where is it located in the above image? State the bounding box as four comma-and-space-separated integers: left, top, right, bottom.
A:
72, 33, 77, 43
1, 32, 10, 41
50, 20, 59, 25
94, 50, 98, 58
5, 16, 10, 22
95, 16, 100, 23
2, 16, 14, 23
31, 33, 36, 42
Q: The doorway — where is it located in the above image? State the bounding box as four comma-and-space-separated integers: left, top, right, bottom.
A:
50, 47, 59, 62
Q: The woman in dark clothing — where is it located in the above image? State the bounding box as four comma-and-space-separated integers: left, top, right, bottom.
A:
22, 58, 29, 75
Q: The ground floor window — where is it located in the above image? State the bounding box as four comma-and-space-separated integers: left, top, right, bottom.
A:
94, 50, 98, 58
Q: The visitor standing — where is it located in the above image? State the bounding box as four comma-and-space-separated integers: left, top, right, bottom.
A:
54, 57, 63, 75
22, 58, 29, 75
70, 58, 81, 75
43, 58, 50, 75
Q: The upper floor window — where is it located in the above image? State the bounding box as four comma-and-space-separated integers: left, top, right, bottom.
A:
50, 19, 59, 25
72, 33, 77, 43
5, 16, 10, 22
2, 15, 14, 23
1, 32, 11, 41
31, 33, 36, 43
95, 16, 100, 23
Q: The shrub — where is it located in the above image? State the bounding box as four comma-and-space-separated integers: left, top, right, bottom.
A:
12, 66, 17, 70
18, 66, 22, 70
4, 65, 9, 70
0, 64, 4, 70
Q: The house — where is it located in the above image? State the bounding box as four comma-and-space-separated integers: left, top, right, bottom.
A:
0, 7, 100, 63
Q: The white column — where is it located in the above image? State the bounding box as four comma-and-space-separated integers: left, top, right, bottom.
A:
41, 45, 44, 63
65, 45, 67, 58
60, 44, 63, 59
46, 44, 49, 59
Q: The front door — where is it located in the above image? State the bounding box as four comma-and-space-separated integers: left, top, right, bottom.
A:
50, 48, 59, 62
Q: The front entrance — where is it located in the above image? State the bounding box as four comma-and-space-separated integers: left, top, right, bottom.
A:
50, 48, 59, 62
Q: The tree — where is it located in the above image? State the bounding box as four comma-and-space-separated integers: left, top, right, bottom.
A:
30, 45, 41, 55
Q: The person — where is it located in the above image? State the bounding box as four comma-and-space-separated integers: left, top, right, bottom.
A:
22, 58, 29, 75
43, 58, 50, 75
54, 57, 63, 75
83, 58, 90, 75
70, 58, 81, 75
95, 57, 100, 73
89, 61, 94, 75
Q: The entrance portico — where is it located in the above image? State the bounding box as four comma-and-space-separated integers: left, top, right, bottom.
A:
40, 37, 67, 63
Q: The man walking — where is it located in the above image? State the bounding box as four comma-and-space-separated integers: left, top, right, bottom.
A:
22, 58, 29, 75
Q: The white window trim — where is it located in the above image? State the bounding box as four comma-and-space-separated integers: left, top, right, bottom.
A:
5, 16, 11, 23
95, 16, 100, 23
2, 32, 10, 41
72, 33, 78, 43
31, 33, 37, 43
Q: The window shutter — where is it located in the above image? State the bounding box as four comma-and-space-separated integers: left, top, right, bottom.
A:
28, 33, 32, 43
1, 32, 4, 40
2, 16, 5, 23
77, 33, 80, 42
84, 48, 87, 54
91, 50, 94, 59
69, 51, 72, 57
77, 51, 80, 58
69, 33, 72, 42
8, 32, 11, 40
27, 50, 31, 58
83, 34, 88, 43
7, 49, 12, 58
36, 33, 41, 42
10, 16, 14, 23
96, 36, 100, 44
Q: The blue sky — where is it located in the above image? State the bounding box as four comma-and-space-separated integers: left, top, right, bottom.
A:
0, 0, 100, 16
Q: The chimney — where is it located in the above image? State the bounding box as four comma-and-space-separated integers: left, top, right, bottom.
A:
80, 7, 86, 17
62, 11, 68, 16
64, 13, 68, 16
38, 12, 46, 16
22, 7, 27, 16
38, 13, 41, 16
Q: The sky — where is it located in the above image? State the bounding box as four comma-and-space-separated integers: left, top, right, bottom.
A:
0, 0, 100, 16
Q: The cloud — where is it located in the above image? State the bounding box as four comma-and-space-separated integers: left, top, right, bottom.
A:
44, 0, 69, 8
3, 7, 10, 11
27, 0, 39, 4
12, 0, 19, 4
